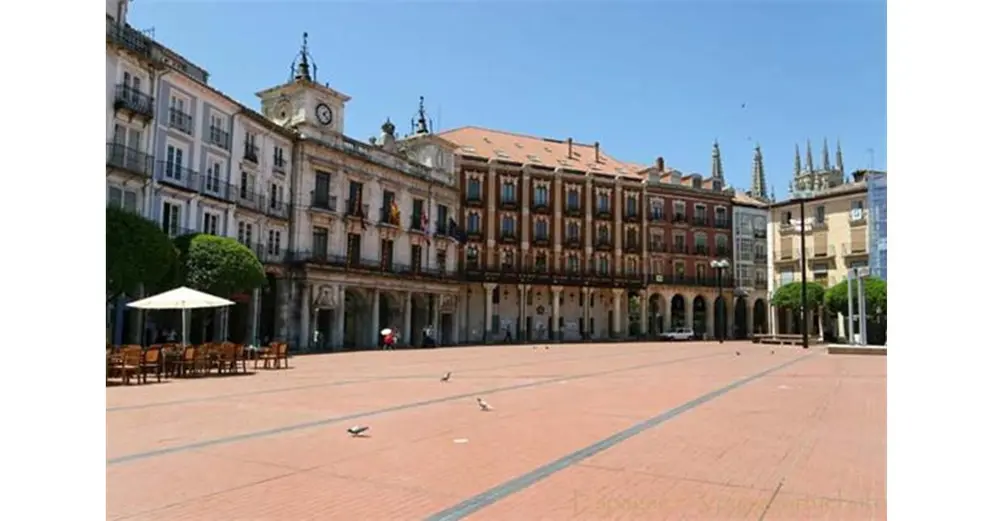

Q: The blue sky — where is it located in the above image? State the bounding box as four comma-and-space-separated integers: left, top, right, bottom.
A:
128, 0, 886, 196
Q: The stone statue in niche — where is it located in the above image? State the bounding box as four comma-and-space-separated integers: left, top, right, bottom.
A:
439, 294, 455, 312
313, 284, 338, 309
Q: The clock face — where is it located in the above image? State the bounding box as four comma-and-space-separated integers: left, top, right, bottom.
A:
315, 103, 333, 125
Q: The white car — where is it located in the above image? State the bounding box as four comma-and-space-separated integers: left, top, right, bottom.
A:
661, 328, 695, 341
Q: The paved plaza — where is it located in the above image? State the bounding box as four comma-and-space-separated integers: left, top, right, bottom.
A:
107, 342, 886, 520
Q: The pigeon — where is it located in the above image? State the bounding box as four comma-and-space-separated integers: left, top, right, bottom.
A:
770, 349, 775, 355
347, 425, 369, 437
544, 345, 550, 350
440, 372, 451, 382
735, 351, 740, 356
476, 397, 492, 411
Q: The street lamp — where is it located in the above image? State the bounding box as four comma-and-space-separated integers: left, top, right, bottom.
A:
710, 258, 731, 343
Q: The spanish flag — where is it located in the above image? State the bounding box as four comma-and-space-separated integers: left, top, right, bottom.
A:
389, 200, 400, 225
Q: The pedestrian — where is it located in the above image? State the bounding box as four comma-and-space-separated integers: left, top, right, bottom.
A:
383, 329, 397, 350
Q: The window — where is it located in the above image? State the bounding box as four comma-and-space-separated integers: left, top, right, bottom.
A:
755, 217, 766, 230
107, 186, 138, 213
466, 246, 479, 269
674, 262, 686, 279
567, 189, 580, 209
501, 181, 515, 203
755, 241, 766, 260
815, 205, 826, 224
162, 201, 182, 237
533, 185, 548, 206
674, 201, 686, 219
210, 114, 224, 131
567, 254, 579, 272
534, 220, 548, 240
695, 264, 706, 281
597, 193, 610, 212
269, 183, 284, 209
626, 195, 637, 215
267, 230, 282, 255
112, 124, 143, 151
694, 204, 707, 224
412, 199, 425, 229
535, 252, 548, 272
314, 171, 331, 206
468, 213, 481, 233
716, 235, 729, 253
650, 232, 663, 250
781, 210, 792, 225
169, 95, 185, 113
501, 215, 515, 235
597, 224, 609, 243
239, 222, 255, 246
244, 132, 258, 156
273, 146, 286, 168
165, 144, 184, 180
436, 250, 447, 272
501, 250, 514, 270
694, 233, 707, 248
437, 205, 450, 231
738, 238, 753, 260
240, 171, 255, 199
206, 160, 222, 193
598, 257, 609, 275
626, 258, 637, 275
715, 207, 728, 225
567, 222, 579, 240
625, 227, 638, 247
674, 233, 686, 252
202, 212, 219, 235
467, 178, 482, 199
347, 233, 362, 265
651, 201, 663, 220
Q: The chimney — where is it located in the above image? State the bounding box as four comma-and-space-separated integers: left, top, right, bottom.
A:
594, 141, 600, 162
567, 137, 573, 158
656, 156, 665, 172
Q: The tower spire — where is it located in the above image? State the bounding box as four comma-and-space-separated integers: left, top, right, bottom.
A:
835, 138, 845, 175
821, 137, 831, 171
805, 139, 814, 173
710, 140, 724, 181
290, 32, 318, 83
750, 143, 767, 200
793, 144, 802, 178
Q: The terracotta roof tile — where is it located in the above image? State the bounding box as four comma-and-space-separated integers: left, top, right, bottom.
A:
732, 190, 769, 207
439, 126, 646, 179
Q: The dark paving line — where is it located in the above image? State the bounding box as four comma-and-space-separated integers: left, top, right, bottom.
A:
422, 352, 817, 521
106, 344, 684, 413
107, 349, 724, 467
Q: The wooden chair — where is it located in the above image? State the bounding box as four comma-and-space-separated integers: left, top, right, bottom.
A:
256, 342, 288, 370
118, 346, 143, 385
140, 346, 164, 383
231, 344, 247, 374
177, 346, 198, 377
216, 344, 236, 374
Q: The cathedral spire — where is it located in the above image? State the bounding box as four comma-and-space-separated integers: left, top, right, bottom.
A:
821, 137, 831, 171
794, 144, 802, 178
711, 140, 724, 181
835, 138, 845, 175
750, 143, 767, 200
805, 139, 814, 173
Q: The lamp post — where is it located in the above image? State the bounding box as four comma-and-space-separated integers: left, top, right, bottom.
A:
710, 258, 731, 343
798, 198, 810, 349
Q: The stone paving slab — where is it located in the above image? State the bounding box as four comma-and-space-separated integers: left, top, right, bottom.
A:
107, 344, 886, 521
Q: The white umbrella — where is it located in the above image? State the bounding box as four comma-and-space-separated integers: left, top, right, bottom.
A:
127, 286, 234, 349
380, 328, 393, 336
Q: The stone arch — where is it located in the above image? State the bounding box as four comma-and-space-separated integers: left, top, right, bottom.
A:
692, 295, 707, 339
753, 299, 768, 335
714, 295, 728, 341
670, 294, 687, 330
648, 293, 665, 336
343, 288, 371, 350
734, 297, 748, 339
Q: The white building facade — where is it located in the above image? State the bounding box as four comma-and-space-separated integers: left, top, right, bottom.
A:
731, 196, 771, 337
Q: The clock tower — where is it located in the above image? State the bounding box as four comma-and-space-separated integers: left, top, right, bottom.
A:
255, 32, 351, 138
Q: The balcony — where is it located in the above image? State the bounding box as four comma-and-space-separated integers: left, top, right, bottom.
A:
595, 208, 612, 220
774, 249, 801, 262
288, 252, 453, 281
648, 211, 665, 223
532, 235, 551, 247
671, 244, 688, 255
623, 211, 641, 223
273, 156, 287, 174
461, 266, 645, 289
251, 243, 288, 264
713, 218, 731, 230
207, 126, 230, 150
716, 247, 732, 257
167, 108, 193, 135
692, 216, 709, 227
807, 245, 836, 259
465, 194, 484, 208
310, 193, 338, 213
649, 243, 667, 253
565, 236, 582, 249
106, 143, 153, 178
664, 275, 736, 288
623, 242, 641, 253
409, 214, 427, 232
106, 18, 154, 60
531, 201, 551, 214
849, 209, 868, 226
243, 144, 259, 164
672, 213, 688, 225
466, 229, 483, 241
200, 176, 235, 202
379, 206, 400, 226
113, 85, 154, 120
755, 278, 768, 289
842, 243, 869, 258
499, 232, 518, 244
235, 186, 264, 210
156, 160, 197, 191
694, 245, 709, 256
499, 198, 518, 211
595, 239, 612, 252
565, 205, 583, 218
810, 219, 828, 231
345, 199, 369, 220
265, 199, 289, 220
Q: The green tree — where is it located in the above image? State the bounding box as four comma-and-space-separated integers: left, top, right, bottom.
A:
770, 281, 826, 310
106, 207, 177, 303
174, 234, 265, 297
824, 277, 887, 320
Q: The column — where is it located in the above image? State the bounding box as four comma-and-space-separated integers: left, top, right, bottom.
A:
311, 307, 319, 350
745, 300, 754, 338
451, 294, 461, 344
517, 284, 529, 342
333, 285, 345, 350
706, 296, 715, 339
299, 281, 311, 351
611, 288, 623, 338
770, 305, 778, 335
275, 277, 290, 342
582, 287, 592, 340
371, 288, 381, 348
403, 292, 412, 346
432, 293, 442, 343
483, 282, 496, 343
551, 285, 563, 342
249, 287, 261, 346
639, 289, 648, 339
662, 293, 672, 333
